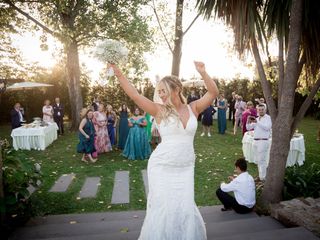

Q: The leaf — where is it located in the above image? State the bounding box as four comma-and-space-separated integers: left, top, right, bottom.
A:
120, 227, 129, 233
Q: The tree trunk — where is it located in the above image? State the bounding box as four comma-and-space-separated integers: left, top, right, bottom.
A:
0, 145, 5, 224
171, 0, 184, 77
261, 0, 303, 205
65, 40, 83, 130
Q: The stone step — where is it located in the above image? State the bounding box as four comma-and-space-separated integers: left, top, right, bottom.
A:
25, 206, 257, 227
10, 216, 279, 240
141, 169, 148, 198
25, 227, 318, 240
111, 171, 130, 204
206, 216, 284, 239
49, 174, 75, 192
10, 217, 143, 240
79, 177, 101, 198
214, 227, 319, 240
25, 210, 146, 227
12, 231, 141, 240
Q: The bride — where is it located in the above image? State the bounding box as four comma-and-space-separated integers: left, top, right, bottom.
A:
111, 62, 219, 240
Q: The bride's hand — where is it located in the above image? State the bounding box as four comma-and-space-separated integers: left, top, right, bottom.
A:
107, 63, 122, 77
194, 61, 206, 74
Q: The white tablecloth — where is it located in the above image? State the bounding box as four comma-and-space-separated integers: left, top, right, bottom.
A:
11, 123, 58, 150
242, 131, 305, 167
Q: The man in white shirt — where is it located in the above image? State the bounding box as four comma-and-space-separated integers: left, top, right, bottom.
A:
216, 158, 256, 214
246, 104, 272, 181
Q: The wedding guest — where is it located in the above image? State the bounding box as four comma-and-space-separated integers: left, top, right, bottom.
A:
246, 104, 272, 181
53, 97, 64, 135
228, 91, 236, 124
242, 101, 257, 135
255, 97, 267, 111
216, 158, 255, 214
187, 89, 199, 104
144, 112, 153, 142
91, 96, 100, 111
106, 104, 117, 146
233, 96, 245, 135
77, 108, 97, 163
118, 104, 130, 150
217, 93, 228, 134
151, 119, 161, 147
200, 104, 215, 137
42, 100, 54, 123
122, 107, 151, 160
10, 103, 24, 129
93, 103, 112, 154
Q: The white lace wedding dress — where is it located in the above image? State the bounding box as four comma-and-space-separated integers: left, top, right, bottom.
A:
138, 105, 207, 240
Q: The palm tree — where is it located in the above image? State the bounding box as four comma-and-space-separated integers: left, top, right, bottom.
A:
196, 0, 320, 205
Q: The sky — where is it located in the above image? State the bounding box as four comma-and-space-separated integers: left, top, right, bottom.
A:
11, 3, 259, 84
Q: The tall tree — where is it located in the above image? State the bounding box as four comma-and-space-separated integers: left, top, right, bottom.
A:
197, 0, 320, 205
2, 0, 152, 129
152, 0, 200, 76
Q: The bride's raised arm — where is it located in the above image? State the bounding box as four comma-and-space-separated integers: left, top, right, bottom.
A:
191, 61, 219, 115
110, 64, 161, 117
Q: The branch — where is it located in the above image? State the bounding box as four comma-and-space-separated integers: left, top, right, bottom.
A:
71, 0, 83, 20
291, 77, 320, 135
251, 37, 278, 120
4, 0, 57, 36
151, 0, 173, 54
277, 36, 285, 109
183, 13, 200, 36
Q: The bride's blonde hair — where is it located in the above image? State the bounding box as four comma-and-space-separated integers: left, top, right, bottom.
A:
156, 75, 186, 121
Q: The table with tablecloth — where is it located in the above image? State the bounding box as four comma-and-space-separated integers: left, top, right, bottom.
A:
11, 123, 58, 150
242, 131, 305, 167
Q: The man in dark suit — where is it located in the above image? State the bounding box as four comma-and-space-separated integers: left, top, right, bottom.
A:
228, 92, 236, 124
91, 96, 99, 111
53, 97, 64, 135
187, 90, 199, 104
11, 103, 24, 129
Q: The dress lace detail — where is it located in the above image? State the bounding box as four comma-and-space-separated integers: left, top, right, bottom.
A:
138, 105, 207, 240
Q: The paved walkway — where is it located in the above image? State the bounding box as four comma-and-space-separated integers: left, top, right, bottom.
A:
46, 170, 149, 204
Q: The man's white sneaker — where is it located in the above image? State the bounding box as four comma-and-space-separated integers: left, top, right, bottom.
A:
208, 133, 211, 137
200, 132, 205, 137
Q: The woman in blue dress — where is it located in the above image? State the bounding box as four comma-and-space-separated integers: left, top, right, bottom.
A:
217, 93, 228, 134
117, 104, 130, 150
106, 104, 117, 146
122, 108, 151, 160
77, 108, 97, 163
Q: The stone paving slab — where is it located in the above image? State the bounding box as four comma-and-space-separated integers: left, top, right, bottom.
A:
141, 169, 148, 198
49, 174, 75, 192
111, 171, 129, 204
79, 177, 101, 198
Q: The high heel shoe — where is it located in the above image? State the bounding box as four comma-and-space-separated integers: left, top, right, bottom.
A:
88, 155, 97, 163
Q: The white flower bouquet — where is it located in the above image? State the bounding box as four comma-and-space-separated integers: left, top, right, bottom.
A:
94, 39, 128, 76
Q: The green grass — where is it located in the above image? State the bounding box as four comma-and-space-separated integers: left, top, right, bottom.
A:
0, 117, 319, 215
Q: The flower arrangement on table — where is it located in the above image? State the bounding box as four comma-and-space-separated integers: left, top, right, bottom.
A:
94, 39, 128, 76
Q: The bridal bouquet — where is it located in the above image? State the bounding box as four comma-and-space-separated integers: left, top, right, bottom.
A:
94, 39, 128, 76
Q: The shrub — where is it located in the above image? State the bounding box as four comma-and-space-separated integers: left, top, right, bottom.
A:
283, 163, 320, 200
0, 139, 42, 237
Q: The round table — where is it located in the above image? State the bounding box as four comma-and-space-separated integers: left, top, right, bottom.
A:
242, 131, 305, 167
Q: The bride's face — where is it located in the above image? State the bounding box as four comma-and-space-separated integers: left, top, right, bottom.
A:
157, 82, 169, 104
